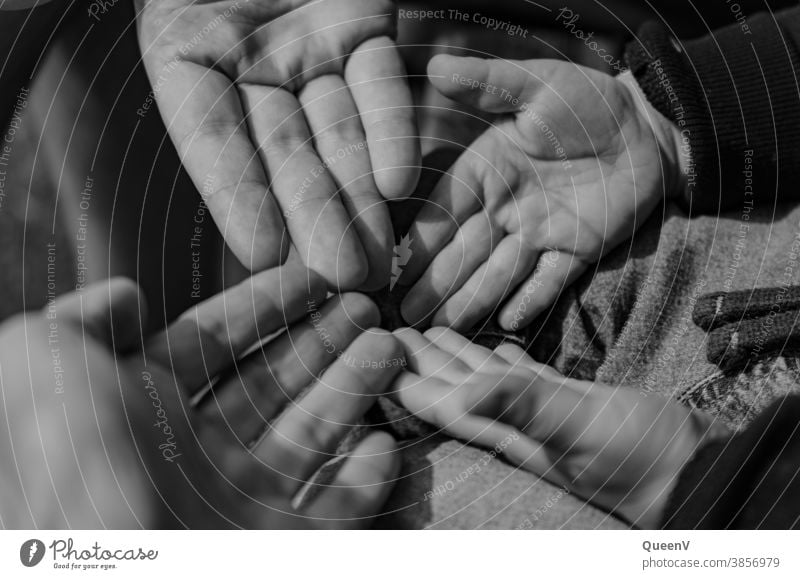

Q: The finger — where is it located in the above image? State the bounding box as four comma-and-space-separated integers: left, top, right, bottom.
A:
427, 54, 553, 114
432, 235, 538, 331
253, 330, 403, 493
55, 277, 146, 352
401, 146, 486, 284
389, 370, 518, 446
392, 327, 471, 380
499, 250, 588, 330
390, 372, 568, 485
464, 372, 593, 445
298, 75, 394, 290
146, 264, 326, 395
156, 63, 286, 270
346, 36, 420, 199
200, 292, 380, 443
492, 342, 564, 382
303, 431, 399, 528
423, 327, 507, 373
240, 84, 367, 290
401, 211, 499, 326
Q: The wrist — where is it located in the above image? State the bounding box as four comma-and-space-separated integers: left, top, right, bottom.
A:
621, 409, 731, 529
617, 70, 688, 201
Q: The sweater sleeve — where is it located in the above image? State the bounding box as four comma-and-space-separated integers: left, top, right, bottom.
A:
624, 7, 800, 214
661, 395, 800, 529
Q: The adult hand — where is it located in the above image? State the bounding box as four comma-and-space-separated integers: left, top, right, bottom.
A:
400, 56, 684, 331
389, 327, 726, 528
135, 0, 420, 290
0, 266, 405, 528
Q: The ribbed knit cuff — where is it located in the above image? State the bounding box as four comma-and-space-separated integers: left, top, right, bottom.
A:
625, 9, 800, 214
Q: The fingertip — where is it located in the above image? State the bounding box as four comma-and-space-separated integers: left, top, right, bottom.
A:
311, 238, 369, 291
106, 278, 148, 351
222, 184, 289, 273
498, 309, 526, 332
400, 290, 435, 328
422, 326, 449, 341
426, 53, 463, 84
57, 277, 147, 351
356, 430, 398, 457
374, 165, 421, 200
337, 292, 380, 328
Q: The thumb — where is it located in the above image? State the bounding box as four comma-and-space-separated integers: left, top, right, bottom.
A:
53, 277, 147, 352
427, 54, 546, 114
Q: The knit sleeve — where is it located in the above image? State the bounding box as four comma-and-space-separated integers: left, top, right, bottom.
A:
661, 395, 800, 529
624, 7, 800, 214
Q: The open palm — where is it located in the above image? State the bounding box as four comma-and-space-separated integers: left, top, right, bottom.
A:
401, 55, 683, 330
136, 0, 420, 289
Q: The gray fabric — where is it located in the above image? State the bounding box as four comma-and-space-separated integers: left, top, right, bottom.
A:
535, 202, 800, 432
380, 201, 800, 529
377, 436, 626, 529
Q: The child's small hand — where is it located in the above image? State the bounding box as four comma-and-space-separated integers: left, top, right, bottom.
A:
401, 55, 684, 331
389, 327, 726, 528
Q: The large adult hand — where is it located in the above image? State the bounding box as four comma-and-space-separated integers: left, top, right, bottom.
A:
0, 266, 405, 528
400, 55, 684, 331
135, 0, 420, 290
389, 327, 727, 529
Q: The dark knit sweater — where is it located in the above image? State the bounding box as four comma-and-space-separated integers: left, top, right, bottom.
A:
625, 9, 800, 529
663, 395, 800, 529
625, 7, 800, 215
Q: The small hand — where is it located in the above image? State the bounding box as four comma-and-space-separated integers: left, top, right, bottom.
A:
136, 0, 420, 289
389, 327, 726, 528
400, 55, 683, 330
0, 265, 404, 528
